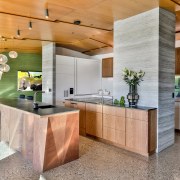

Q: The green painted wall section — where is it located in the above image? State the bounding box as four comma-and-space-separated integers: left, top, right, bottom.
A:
0, 52, 42, 101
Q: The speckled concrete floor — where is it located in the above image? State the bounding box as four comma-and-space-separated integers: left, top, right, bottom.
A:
1, 134, 180, 180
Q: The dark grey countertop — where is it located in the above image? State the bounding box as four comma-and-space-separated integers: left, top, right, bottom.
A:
0, 98, 78, 116
66, 98, 157, 111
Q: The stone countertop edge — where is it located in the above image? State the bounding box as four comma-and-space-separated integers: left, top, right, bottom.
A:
65, 98, 157, 111
0, 99, 79, 117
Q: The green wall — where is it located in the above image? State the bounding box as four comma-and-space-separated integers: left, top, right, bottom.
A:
0, 52, 42, 101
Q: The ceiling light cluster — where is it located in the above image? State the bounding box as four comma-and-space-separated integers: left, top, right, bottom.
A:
0, 54, 10, 79
16, 8, 50, 38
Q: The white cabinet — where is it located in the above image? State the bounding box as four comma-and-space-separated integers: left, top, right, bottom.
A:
55, 55, 101, 101
75, 58, 101, 95
56, 55, 75, 101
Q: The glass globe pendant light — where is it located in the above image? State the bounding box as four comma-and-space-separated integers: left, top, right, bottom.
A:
0, 64, 10, 72
9, 51, 18, 58
0, 54, 8, 64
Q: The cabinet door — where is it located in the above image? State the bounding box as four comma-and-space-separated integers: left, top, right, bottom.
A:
176, 49, 180, 75
126, 118, 148, 153
76, 58, 101, 95
175, 102, 180, 129
65, 101, 86, 135
76, 102, 86, 135
102, 57, 113, 77
56, 55, 75, 100
103, 114, 125, 146
86, 111, 102, 138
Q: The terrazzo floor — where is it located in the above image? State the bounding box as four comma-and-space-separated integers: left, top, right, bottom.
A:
1, 134, 180, 180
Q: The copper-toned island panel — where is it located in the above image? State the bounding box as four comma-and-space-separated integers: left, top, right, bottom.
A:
43, 112, 79, 171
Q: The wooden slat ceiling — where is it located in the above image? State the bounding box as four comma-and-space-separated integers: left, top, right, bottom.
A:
0, 0, 178, 55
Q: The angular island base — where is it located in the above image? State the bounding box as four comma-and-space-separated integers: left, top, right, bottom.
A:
0, 103, 79, 172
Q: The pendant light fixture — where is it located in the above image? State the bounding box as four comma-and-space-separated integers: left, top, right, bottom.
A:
17, 29, 20, 37
29, 21, 32, 30
9, 51, 18, 59
45, 8, 49, 19
9, 37, 18, 59
0, 64, 10, 72
0, 54, 8, 64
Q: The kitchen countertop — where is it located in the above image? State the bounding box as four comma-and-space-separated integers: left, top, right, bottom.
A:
66, 98, 157, 111
0, 98, 78, 116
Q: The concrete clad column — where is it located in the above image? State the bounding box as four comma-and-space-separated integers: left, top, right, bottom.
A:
114, 8, 175, 152
42, 43, 56, 104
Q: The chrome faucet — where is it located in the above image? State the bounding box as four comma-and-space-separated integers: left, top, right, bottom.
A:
33, 91, 45, 109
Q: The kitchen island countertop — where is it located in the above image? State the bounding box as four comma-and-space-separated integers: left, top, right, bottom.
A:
0, 98, 78, 117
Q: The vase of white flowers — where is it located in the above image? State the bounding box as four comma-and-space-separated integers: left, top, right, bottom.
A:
122, 68, 145, 107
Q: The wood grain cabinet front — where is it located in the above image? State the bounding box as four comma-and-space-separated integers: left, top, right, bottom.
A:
102, 57, 113, 77
65, 100, 86, 135
176, 48, 180, 75
126, 117, 148, 154
103, 106, 125, 146
125, 109, 157, 156
86, 111, 102, 138
85, 103, 102, 138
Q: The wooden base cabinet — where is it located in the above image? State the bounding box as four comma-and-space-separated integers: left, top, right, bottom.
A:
65, 101, 86, 135
86, 111, 102, 138
102, 105, 156, 156
126, 118, 148, 154
85, 103, 102, 138
125, 109, 157, 156
65, 101, 157, 156
103, 106, 126, 146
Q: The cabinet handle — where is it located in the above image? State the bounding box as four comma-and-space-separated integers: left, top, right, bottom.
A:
71, 102, 77, 105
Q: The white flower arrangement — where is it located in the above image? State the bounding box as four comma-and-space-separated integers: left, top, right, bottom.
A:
122, 68, 145, 86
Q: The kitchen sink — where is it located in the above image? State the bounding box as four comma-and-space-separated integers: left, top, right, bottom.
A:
38, 105, 55, 109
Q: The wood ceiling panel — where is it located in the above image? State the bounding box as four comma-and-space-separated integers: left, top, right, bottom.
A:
60, 10, 113, 31
45, 0, 106, 10
159, 0, 176, 12
59, 38, 106, 52
0, 39, 42, 53
0, 0, 74, 20
91, 31, 113, 47
0, 0, 177, 55
85, 47, 113, 56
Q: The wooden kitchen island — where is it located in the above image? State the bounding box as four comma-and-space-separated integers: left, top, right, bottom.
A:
0, 99, 79, 172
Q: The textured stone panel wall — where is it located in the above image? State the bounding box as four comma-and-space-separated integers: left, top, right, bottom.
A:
158, 8, 175, 151
42, 43, 56, 104
114, 8, 175, 152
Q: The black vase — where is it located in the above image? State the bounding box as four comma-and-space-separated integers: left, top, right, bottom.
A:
127, 84, 139, 107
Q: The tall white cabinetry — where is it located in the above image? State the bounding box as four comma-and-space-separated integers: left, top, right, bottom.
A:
76, 58, 101, 95
56, 55, 75, 102
56, 55, 101, 103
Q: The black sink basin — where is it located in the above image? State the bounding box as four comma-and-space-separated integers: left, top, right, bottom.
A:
38, 105, 55, 109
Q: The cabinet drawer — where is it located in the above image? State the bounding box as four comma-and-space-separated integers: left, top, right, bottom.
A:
103, 105, 125, 117
86, 103, 102, 113
126, 118, 148, 153
103, 127, 125, 146
126, 109, 148, 121
103, 114, 125, 131
86, 111, 102, 138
